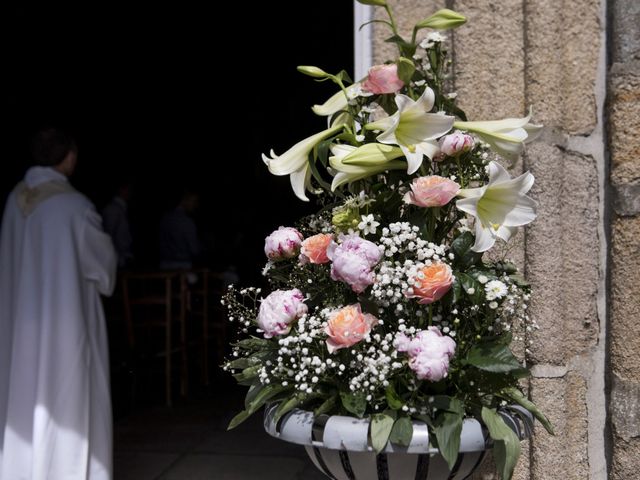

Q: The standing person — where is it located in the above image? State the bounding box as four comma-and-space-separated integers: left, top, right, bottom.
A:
0, 127, 117, 480
158, 189, 202, 270
102, 178, 134, 268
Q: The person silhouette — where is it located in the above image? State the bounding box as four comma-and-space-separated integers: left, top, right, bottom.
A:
158, 189, 202, 271
102, 178, 134, 268
0, 127, 117, 480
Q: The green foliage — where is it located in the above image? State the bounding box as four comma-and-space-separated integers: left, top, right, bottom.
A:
466, 339, 526, 374
370, 411, 397, 453
481, 407, 522, 480
389, 416, 413, 446
340, 391, 367, 418
501, 388, 554, 435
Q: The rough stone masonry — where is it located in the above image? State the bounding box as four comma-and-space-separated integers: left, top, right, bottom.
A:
367, 0, 640, 477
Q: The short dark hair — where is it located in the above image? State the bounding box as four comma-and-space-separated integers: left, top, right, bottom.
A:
30, 127, 77, 166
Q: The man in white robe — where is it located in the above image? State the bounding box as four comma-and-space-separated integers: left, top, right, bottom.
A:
0, 128, 117, 480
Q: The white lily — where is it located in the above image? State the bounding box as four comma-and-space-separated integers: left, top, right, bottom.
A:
329, 144, 406, 190
453, 109, 543, 161
364, 88, 455, 174
456, 161, 537, 252
262, 123, 344, 202
311, 83, 364, 117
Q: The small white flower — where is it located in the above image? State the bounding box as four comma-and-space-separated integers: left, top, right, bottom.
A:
485, 280, 508, 300
489, 301, 499, 309
477, 275, 488, 284
358, 214, 380, 235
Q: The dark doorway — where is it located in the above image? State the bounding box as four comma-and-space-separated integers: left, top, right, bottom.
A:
2, 2, 354, 283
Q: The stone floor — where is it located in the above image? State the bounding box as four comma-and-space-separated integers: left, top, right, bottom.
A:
113, 390, 326, 480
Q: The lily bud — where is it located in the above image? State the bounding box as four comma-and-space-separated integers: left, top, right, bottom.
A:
355, 0, 387, 6
416, 9, 467, 30
297, 65, 330, 79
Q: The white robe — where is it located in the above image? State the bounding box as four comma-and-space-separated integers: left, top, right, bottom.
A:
0, 167, 117, 480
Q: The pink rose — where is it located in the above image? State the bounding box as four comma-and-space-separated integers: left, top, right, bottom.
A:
438, 132, 474, 157
325, 304, 378, 353
406, 262, 453, 304
394, 327, 456, 381
257, 289, 307, 338
264, 226, 303, 261
403, 176, 460, 208
327, 235, 382, 293
362, 64, 405, 94
299, 234, 333, 265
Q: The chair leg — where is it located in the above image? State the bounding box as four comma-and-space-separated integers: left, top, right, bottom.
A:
180, 274, 189, 398
165, 277, 172, 407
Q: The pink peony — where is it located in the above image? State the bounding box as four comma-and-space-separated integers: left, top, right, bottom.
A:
299, 233, 333, 265
403, 176, 460, 208
394, 327, 456, 381
325, 304, 378, 353
327, 235, 382, 293
438, 132, 475, 157
257, 289, 307, 338
362, 64, 405, 94
264, 226, 303, 261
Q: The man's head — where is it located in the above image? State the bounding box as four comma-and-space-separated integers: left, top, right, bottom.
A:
180, 190, 199, 214
30, 127, 78, 177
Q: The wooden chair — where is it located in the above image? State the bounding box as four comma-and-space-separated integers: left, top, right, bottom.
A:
180, 269, 227, 386
121, 271, 188, 406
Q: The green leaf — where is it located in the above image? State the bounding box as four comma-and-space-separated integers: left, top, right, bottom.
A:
455, 272, 484, 304
314, 394, 338, 416
235, 337, 272, 351
274, 396, 302, 423
481, 407, 521, 480
227, 410, 250, 430
340, 391, 367, 418
432, 411, 463, 469
385, 383, 404, 410
356, 0, 387, 7
501, 388, 554, 435
415, 9, 467, 31
247, 384, 288, 415
370, 412, 396, 453
451, 231, 483, 268
384, 35, 416, 58
389, 416, 413, 447
308, 152, 332, 192
396, 57, 416, 84
466, 343, 524, 373
233, 365, 261, 385
227, 357, 252, 370
244, 383, 264, 409
430, 395, 464, 415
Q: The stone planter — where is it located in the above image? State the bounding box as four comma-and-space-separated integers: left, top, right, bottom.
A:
264, 403, 533, 480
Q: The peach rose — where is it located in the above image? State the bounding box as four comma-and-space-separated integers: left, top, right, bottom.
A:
403, 176, 460, 208
325, 304, 378, 353
362, 64, 405, 94
299, 234, 333, 264
406, 263, 454, 304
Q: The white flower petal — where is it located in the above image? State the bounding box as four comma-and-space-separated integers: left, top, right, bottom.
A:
472, 220, 496, 252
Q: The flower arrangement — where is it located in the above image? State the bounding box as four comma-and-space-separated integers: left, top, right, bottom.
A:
224, 3, 552, 479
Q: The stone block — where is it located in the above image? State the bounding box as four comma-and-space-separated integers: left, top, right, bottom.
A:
372, 0, 446, 64
524, 0, 601, 134
524, 141, 600, 364
610, 438, 640, 480
611, 0, 640, 63
610, 215, 640, 382
609, 62, 640, 185
529, 374, 589, 480
452, 0, 525, 119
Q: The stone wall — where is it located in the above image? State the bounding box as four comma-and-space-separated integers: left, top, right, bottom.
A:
368, 0, 610, 478
609, 0, 640, 477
